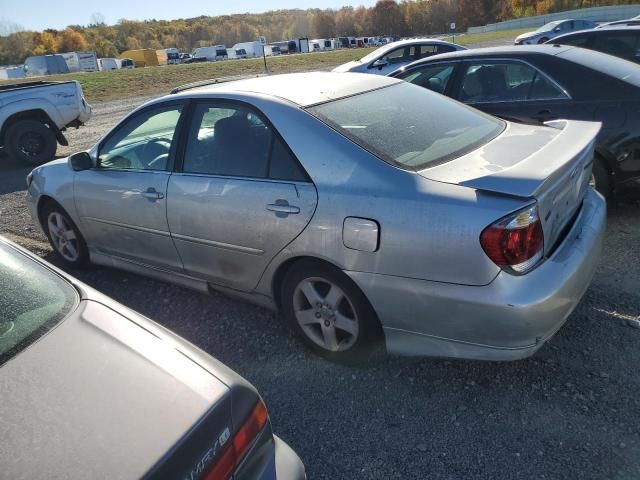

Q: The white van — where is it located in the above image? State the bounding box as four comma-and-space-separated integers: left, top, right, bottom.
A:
232, 41, 264, 58
193, 45, 228, 61
98, 58, 119, 71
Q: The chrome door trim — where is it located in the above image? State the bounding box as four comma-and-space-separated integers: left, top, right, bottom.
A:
171, 171, 312, 186
171, 232, 265, 255
83, 217, 171, 237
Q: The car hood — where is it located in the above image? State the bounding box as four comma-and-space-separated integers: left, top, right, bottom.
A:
0, 299, 230, 479
332, 60, 362, 72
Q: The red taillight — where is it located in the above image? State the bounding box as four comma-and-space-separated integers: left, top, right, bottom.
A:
204, 400, 269, 480
480, 204, 544, 274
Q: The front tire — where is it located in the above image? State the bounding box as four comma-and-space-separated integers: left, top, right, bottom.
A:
281, 260, 383, 363
42, 203, 90, 268
6, 120, 58, 166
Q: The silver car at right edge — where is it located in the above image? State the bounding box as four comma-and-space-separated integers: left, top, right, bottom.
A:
27, 73, 606, 362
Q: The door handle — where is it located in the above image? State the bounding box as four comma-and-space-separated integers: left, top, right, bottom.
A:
267, 200, 300, 216
141, 188, 164, 200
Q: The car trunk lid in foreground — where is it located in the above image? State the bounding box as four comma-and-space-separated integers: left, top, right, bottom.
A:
0, 300, 234, 479
418, 119, 601, 256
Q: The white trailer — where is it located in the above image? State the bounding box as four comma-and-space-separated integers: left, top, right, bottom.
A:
232, 41, 264, 58
264, 45, 282, 56
98, 58, 119, 71
61, 51, 99, 73
0, 66, 26, 80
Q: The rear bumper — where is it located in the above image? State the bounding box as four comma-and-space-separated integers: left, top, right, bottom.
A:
274, 435, 306, 480
346, 187, 606, 361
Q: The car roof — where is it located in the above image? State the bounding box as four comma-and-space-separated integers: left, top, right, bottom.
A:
400, 44, 574, 65
175, 72, 402, 107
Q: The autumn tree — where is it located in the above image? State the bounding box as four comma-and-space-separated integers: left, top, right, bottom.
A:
57, 28, 89, 52
313, 10, 336, 38
371, 0, 409, 36
31, 31, 58, 55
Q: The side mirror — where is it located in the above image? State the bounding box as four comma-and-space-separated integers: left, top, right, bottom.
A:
371, 59, 388, 69
554, 27, 561, 32
68, 152, 93, 171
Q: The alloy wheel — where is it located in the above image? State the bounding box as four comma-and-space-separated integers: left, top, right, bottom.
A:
293, 277, 359, 352
47, 212, 80, 262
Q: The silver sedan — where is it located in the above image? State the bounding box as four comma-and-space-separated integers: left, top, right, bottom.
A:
27, 72, 606, 362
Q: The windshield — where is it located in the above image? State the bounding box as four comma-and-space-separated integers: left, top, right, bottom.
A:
308, 82, 504, 170
360, 44, 394, 64
536, 20, 562, 32
0, 241, 78, 366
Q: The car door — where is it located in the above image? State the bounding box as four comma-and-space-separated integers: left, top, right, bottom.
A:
74, 102, 185, 272
167, 101, 317, 291
454, 58, 575, 125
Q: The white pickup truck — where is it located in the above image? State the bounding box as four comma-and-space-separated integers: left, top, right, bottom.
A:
0, 80, 91, 165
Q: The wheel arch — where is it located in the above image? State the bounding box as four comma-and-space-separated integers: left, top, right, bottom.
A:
37, 195, 67, 231
0, 109, 66, 147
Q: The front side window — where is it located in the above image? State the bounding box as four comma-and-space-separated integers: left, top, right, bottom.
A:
558, 33, 591, 48
309, 82, 504, 170
398, 64, 455, 94
99, 105, 183, 171
0, 242, 78, 366
380, 47, 408, 65
183, 103, 307, 181
593, 33, 640, 61
460, 61, 568, 103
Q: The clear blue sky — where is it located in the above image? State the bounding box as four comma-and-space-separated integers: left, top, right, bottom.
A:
1, 0, 378, 31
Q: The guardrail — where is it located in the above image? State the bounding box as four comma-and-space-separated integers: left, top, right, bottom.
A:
468, 4, 640, 33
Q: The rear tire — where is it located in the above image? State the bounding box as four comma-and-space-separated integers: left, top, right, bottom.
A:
6, 120, 57, 166
591, 157, 612, 199
42, 202, 90, 268
280, 259, 383, 363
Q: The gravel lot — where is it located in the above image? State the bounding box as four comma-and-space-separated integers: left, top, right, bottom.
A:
1, 93, 640, 479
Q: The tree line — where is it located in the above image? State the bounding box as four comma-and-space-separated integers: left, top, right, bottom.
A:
0, 0, 635, 65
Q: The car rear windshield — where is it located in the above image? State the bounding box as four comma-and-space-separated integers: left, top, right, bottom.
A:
308, 82, 505, 170
558, 47, 640, 87
0, 242, 78, 366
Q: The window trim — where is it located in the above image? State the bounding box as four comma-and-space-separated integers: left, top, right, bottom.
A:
457, 57, 572, 105
95, 99, 188, 173
175, 97, 312, 183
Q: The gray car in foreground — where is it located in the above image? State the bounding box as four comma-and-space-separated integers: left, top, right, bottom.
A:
0, 237, 304, 479
27, 72, 606, 362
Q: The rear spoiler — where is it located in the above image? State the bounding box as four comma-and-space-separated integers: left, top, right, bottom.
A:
460, 120, 601, 198
170, 74, 267, 94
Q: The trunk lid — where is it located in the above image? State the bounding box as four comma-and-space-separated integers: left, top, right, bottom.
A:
0, 300, 234, 479
418, 119, 601, 255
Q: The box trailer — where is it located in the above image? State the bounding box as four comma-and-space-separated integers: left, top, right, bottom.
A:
61, 51, 99, 73
119, 49, 163, 68
264, 45, 281, 56
232, 41, 264, 58
0, 66, 26, 80
24, 55, 70, 77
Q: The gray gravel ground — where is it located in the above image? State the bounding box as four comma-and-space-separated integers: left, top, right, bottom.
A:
1, 95, 640, 479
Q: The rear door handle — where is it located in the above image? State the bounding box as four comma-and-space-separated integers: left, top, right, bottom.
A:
141, 188, 164, 200
267, 200, 300, 216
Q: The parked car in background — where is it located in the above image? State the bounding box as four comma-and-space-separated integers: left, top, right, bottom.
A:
390, 45, 640, 197
332, 39, 466, 75
514, 19, 598, 45
549, 26, 640, 63
596, 14, 640, 28
28, 72, 604, 362
0, 236, 305, 480
118, 58, 135, 69
179, 52, 192, 62
0, 80, 91, 165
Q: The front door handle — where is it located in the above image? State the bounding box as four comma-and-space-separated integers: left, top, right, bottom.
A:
267, 200, 300, 216
141, 188, 164, 200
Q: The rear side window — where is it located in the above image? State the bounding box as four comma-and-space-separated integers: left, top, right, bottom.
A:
558, 33, 591, 48
592, 33, 640, 61
460, 61, 568, 103
0, 242, 77, 366
183, 103, 307, 181
309, 82, 504, 170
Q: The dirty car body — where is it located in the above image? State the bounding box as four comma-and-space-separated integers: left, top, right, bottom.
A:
27, 72, 606, 361
0, 236, 304, 480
